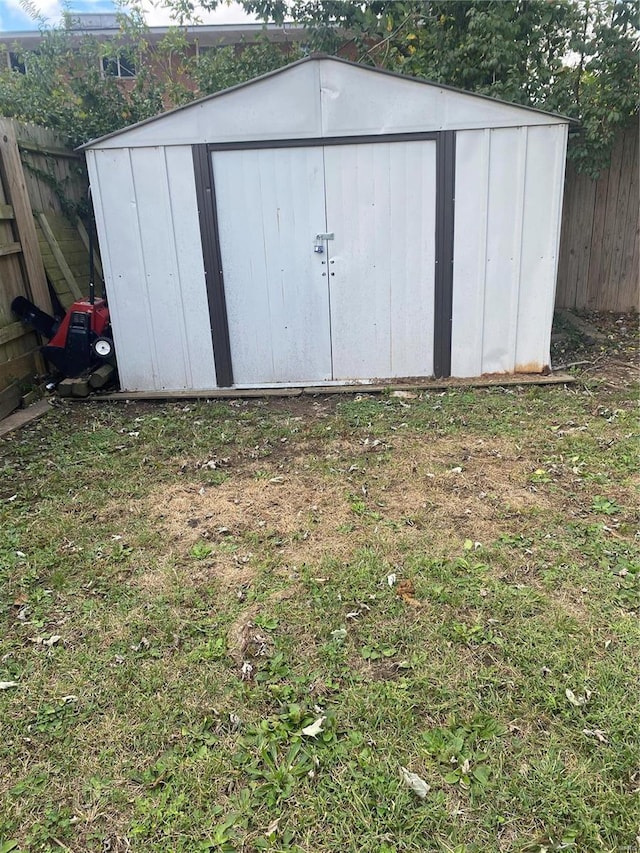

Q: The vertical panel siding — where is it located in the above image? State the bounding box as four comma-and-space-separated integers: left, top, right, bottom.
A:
89, 146, 215, 392
163, 147, 217, 389
325, 140, 436, 380
130, 147, 190, 390
481, 127, 522, 374
516, 125, 567, 370
452, 125, 567, 377
88, 149, 159, 392
212, 146, 332, 385
451, 129, 489, 377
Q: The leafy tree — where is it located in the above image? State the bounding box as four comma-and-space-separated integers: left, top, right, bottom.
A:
190, 36, 302, 95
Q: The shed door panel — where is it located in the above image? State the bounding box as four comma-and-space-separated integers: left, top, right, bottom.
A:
212, 147, 331, 385
324, 141, 437, 380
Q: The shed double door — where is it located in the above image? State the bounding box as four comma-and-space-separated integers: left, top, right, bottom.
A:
212, 140, 437, 386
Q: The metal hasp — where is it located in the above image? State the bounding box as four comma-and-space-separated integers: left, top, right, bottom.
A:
314, 232, 334, 253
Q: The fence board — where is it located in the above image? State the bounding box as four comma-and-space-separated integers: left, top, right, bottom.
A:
557, 125, 639, 311
0, 119, 51, 315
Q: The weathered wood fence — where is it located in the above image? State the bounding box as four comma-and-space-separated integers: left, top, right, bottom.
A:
556, 125, 639, 312
0, 119, 93, 414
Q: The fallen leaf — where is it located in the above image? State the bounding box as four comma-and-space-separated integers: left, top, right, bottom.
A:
330, 628, 347, 641
266, 817, 281, 837
43, 635, 62, 647
390, 390, 417, 399
565, 688, 587, 707
396, 579, 421, 608
400, 766, 430, 799
301, 716, 326, 737
0, 681, 18, 690
582, 728, 608, 743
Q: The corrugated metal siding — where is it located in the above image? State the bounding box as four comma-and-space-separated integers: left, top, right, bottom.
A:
87, 146, 216, 391
450, 124, 567, 377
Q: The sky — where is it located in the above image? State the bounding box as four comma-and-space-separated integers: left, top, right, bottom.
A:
0, 0, 257, 32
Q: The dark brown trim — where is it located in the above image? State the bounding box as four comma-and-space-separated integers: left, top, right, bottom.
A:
207, 131, 440, 152
192, 144, 233, 387
433, 130, 456, 379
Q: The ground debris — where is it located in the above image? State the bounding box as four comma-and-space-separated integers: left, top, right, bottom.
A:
395, 579, 422, 608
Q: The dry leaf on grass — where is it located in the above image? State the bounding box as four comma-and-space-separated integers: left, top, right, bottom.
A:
301, 716, 326, 737
582, 728, 608, 743
29, 635, 62, 647
565, 688, 591, 707
396, 579, 422, 608
400, 766, 430, 798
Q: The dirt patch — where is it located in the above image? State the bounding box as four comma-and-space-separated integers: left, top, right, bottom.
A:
145, 472, 353, 569
552, 310, 639, 388
365, 434, 552, 547
130, 431, 559, 597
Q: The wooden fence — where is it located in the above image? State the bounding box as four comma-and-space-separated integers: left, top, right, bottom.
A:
556, 125, 639, 312
0, 119, 92, 414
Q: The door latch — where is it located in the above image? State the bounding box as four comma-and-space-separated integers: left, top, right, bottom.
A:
314, 233, 334, 253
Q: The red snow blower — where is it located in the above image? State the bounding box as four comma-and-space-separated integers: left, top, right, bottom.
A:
12, 196, 115, 379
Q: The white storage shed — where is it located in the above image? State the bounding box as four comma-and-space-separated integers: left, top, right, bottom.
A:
82, 56, 571, 392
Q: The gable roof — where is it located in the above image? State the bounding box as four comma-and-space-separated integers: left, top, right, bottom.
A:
80, 54, 575, 151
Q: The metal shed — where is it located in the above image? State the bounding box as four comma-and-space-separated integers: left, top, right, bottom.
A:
82, 56, 570, 392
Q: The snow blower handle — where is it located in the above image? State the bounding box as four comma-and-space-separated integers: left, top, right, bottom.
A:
88, 187, 95, 306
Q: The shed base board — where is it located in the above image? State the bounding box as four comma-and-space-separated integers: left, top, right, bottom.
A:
85, 372, 575, 402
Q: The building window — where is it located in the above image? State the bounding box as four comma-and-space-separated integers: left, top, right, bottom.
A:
9, 51, 26, 73
101, 53, 136, 78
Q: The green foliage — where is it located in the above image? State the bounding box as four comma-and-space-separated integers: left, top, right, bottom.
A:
189, 37, 302, 96
0, 14, 164, 147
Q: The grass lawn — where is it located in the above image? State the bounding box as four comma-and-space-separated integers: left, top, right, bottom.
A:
1, 319, 638, 853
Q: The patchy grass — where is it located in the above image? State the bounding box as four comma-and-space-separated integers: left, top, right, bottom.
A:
1, 340, 639, 852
